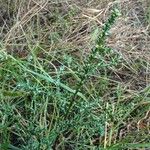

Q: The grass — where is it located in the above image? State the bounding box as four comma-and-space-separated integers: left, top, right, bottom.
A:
0, 0, 150, 150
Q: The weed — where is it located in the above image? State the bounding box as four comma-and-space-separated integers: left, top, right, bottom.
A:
0, 1, 150, 150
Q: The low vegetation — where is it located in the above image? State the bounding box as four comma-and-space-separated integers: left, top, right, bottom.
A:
0, 0, 150, 149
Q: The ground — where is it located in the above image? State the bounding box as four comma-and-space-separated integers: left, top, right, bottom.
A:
0, 0, 150, 149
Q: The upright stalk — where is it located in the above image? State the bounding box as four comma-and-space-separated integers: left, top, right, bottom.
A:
65, 8, 121, 118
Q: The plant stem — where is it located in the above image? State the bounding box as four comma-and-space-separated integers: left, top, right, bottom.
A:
65, 8, 121, 118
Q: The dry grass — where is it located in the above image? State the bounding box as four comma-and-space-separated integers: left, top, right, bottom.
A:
0, 0, 150, 149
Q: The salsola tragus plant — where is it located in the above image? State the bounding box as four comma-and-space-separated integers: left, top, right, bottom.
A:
52, 8, 121, 148
65, 8, 121, 118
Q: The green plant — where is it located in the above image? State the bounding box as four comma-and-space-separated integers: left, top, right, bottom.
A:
65, 8, 121, 118
1, 1, 150, 149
